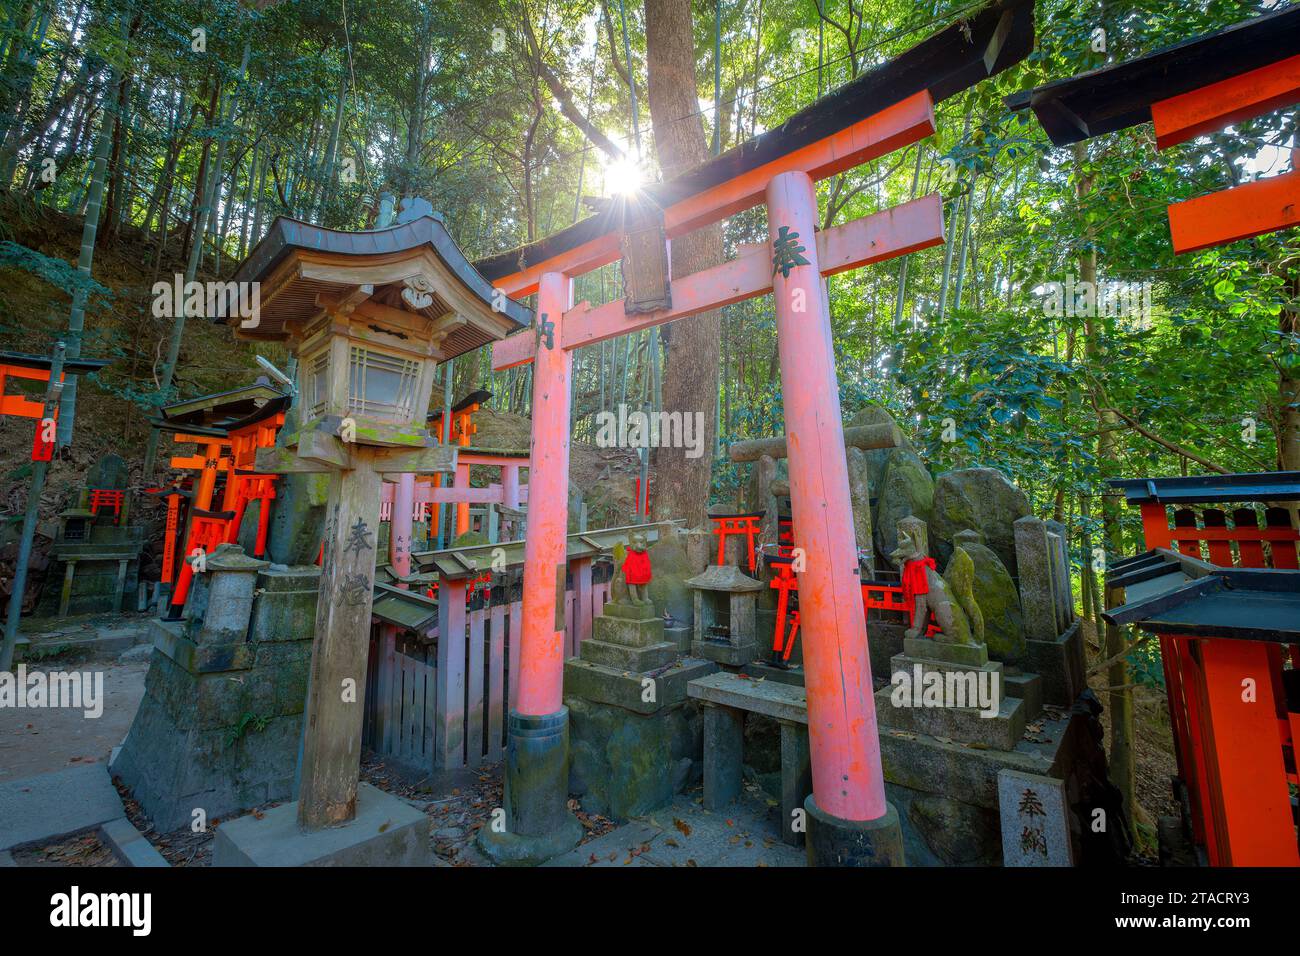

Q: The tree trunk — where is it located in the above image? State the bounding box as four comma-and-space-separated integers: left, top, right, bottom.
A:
1076, 141, 1136, 819
644, 0, 721, 529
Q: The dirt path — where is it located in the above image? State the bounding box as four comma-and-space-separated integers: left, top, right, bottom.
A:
0, 659, 148, 780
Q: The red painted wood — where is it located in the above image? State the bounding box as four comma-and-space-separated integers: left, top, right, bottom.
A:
768, 169, 886, 822
1200, 509, 1234, 566
492, 93, 935, 297
1265, 507, 1300, 569
1168, 167, 1300, 255
492, 194, 945, 370
1153, 53, 1300, 150
1197, 639, 1300, 865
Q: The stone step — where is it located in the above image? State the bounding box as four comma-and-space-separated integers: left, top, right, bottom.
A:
593, 613, 665, 649
579, 638, 678, 673
875, 686, 1025, 751
903, 636, 989, 667
890, 653, 1003, 681
1002, 671, 1044, 721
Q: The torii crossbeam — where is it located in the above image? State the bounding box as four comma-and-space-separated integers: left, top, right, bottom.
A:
475, 0, 1036, 866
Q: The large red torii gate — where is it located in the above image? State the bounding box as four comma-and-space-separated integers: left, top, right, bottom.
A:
473, 0, 1036, 866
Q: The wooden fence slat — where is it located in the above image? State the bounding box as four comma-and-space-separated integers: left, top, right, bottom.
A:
435, 580, 468, 768
488, 604, 505, 762
467, 607, 486, 768
422, 662, 435, 761
1201, 509, 1233, 566
1232, 509, 1265, 567
508, 600, 522, 710
1173, 508, 1202, 560
1265, 508, 1300, 569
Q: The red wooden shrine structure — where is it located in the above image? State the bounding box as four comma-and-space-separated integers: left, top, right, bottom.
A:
1017, 4, 1300, 867
1107, 475, 1300, 867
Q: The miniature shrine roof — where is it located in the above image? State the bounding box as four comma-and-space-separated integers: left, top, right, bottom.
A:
1005, 4, 1300, 145
371, 582, 440, 632
1107, 472, 1300, 506
158, 383, 287, 433
229, 214, 531, 359
472, 0, 1035, 282
0, 350, 111, 375
382, 521, 678, 582
430, 389, 493, 421
1103, 548, 1300, 641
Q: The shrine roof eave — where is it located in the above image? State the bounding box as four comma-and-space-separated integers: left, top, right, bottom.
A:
228, 215, 532, 359
1, 351, 111, 375
1106, 472, 1300, 506
1005, 4, 1300, 146
472, 0, 1035, 284
1104, 549, 1300, 641
159, 383, 286, 429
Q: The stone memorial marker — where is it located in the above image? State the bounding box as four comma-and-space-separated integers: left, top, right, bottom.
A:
997, 768, 1075, 866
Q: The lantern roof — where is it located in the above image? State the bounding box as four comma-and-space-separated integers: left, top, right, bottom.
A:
229, 214, 531, 359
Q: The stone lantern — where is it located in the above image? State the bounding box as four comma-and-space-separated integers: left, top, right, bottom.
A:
686, 565, 765, 666
215, 213, 529, 859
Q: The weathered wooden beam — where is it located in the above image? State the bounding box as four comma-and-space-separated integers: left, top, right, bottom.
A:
728, 422, 903, 463
373, 443, 457, 475
1167, 168, 1300, 255
492, 194, 944, 371
1153, 53, 1300, 150
491, 93, 936, 297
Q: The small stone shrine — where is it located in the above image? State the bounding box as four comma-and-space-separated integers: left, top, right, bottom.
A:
685, 564, 764, 667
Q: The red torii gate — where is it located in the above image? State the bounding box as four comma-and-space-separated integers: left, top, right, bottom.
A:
476, 0, 1035, 866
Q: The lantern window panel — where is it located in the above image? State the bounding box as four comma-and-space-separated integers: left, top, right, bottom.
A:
305, 350, 331, 419
347, 346, 421, 421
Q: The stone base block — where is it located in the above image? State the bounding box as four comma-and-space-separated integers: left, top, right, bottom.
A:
692, 638, 758, 667
875, 686, 1025, 750
664, 625, 692, 655
804, 796, 905, 867
579, 638, 678, 672
477, 709, 581, 867
890, 653, 1003, 682
1024, 620, 1086, 707
564, 657, 716, 714
1003, 671, 1044, 720
593, 612, 664, 648
211, 783, 431, 866
903, 636, 988, 667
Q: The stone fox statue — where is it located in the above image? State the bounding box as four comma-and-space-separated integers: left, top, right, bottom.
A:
888, 529, 984, 646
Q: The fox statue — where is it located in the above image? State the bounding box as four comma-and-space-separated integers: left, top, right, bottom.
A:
888, 528, 985, 646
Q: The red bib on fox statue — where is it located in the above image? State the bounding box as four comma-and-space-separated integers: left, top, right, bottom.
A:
622, 547, 652, 586
901, 556, 939, 637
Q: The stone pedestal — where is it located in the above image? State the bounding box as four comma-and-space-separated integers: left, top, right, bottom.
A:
875, 637, 1026, 751
477, 708, 583, 866
112, 553, 318, 832
564, 600, 716, 821
212, 782, 430, 866
578, 601, 677, 672
804, 796, 905, 867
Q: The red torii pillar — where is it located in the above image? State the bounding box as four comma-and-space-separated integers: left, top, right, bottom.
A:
768, 172, 895, 849
478, 272, 583, 864
478, 90, 947, 866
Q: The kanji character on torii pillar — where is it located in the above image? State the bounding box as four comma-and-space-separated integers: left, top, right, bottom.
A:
475, 0, 1036, 865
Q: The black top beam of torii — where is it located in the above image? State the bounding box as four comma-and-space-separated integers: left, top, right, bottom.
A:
472, 0, 1037, 283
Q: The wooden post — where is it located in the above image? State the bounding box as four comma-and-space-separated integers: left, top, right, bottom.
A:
297, 459, 383, 830
515, 272, 573, 718
767, 170, 888, 824
390, 472, 415, 582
